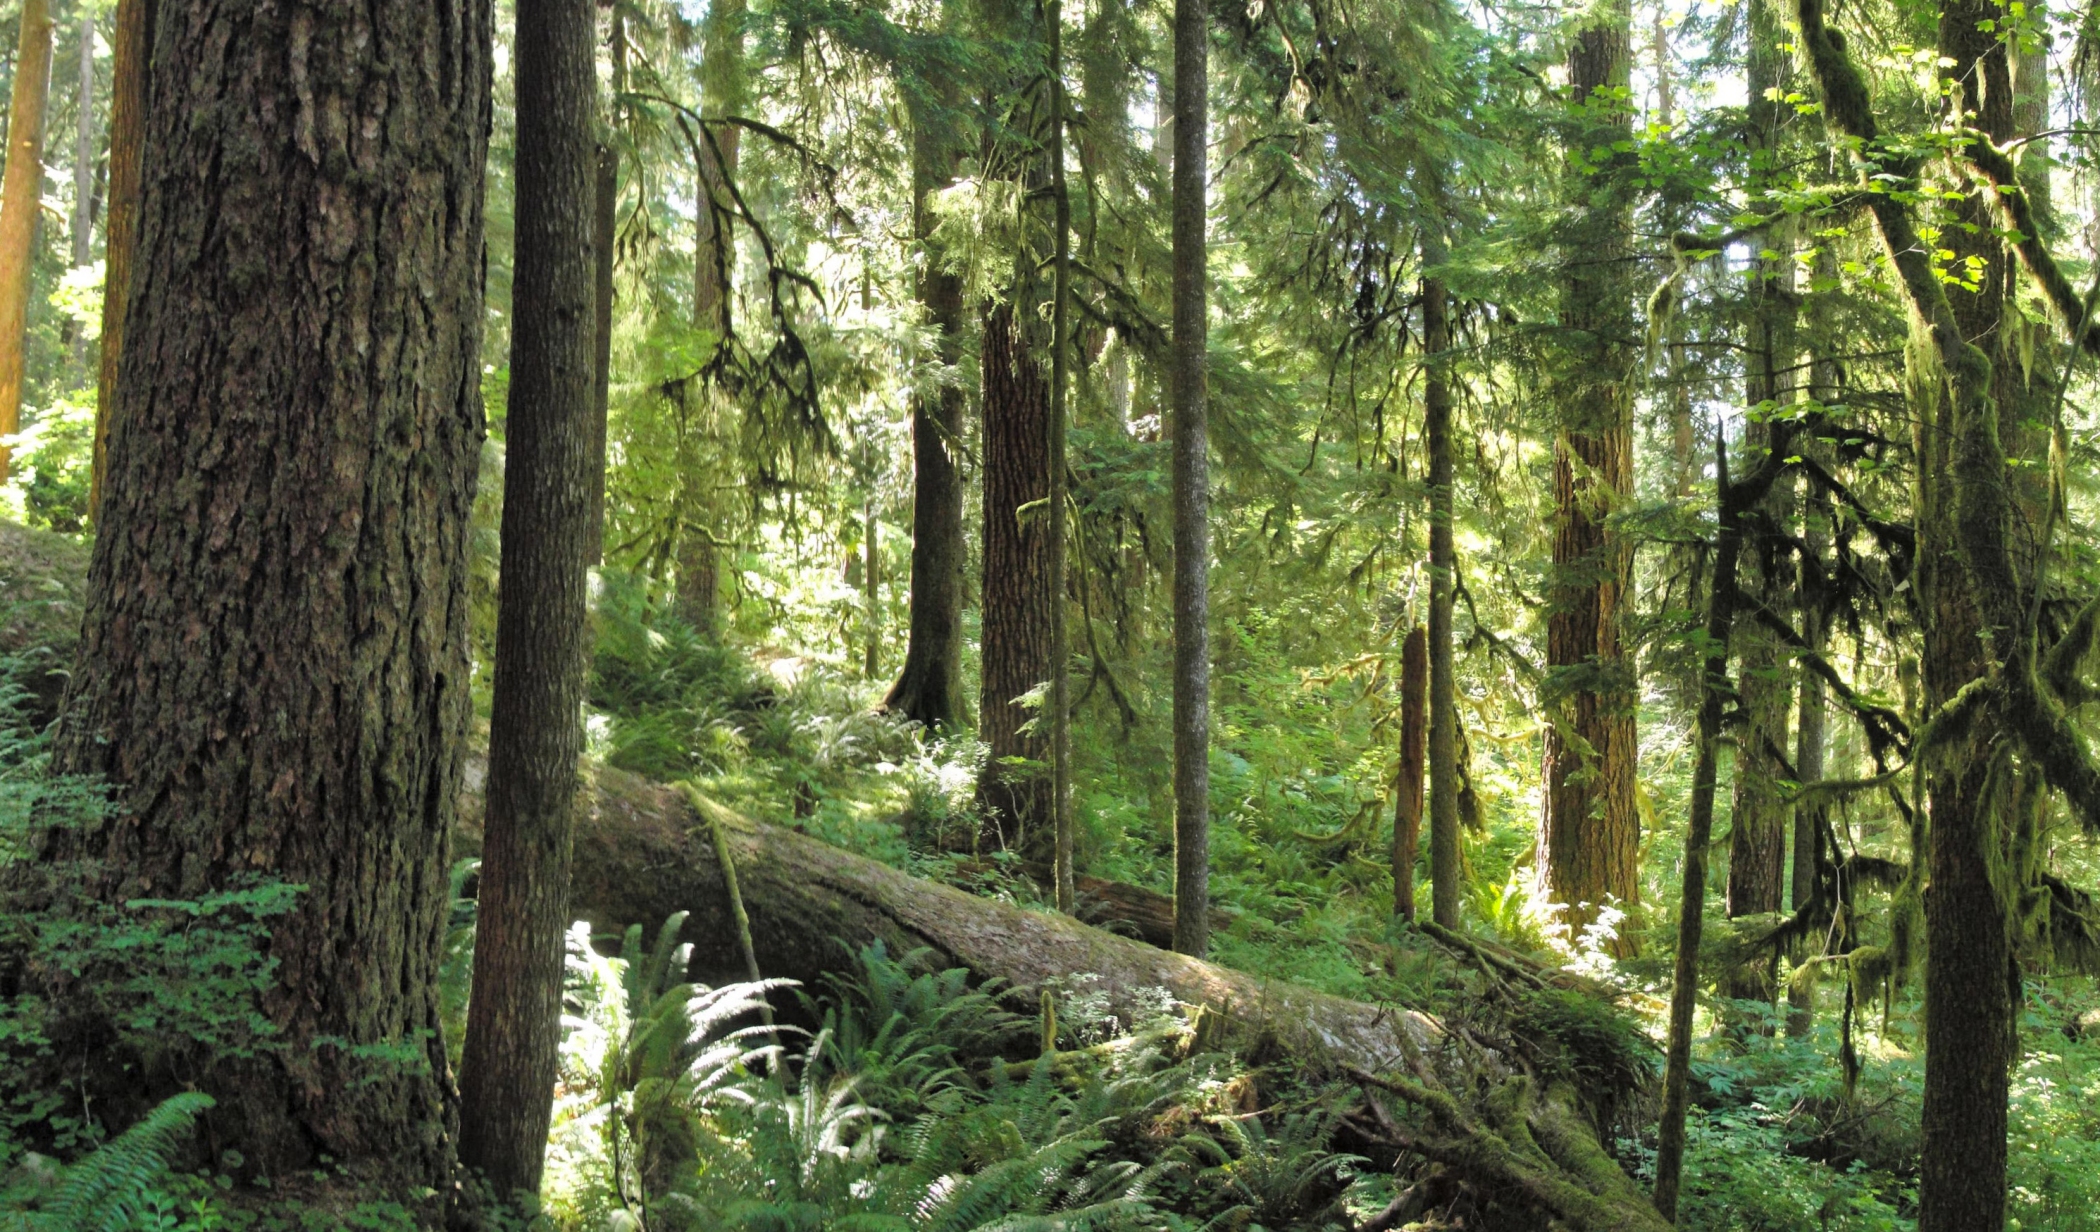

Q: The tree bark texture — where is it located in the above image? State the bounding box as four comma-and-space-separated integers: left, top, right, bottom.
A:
69, 11, 93, 272
1170, 0, 1211, 957
1048, 0, 1075, 914
0, 0, 54, 482
1538, 4, 1639, 950
1393, 625, 1427, 922
455, 0, 598, 1206
1423, 257, 1461, 930
45, 0, 491, 1195
89, 0, 151, 521
587, 140, 615, 568
1918, 3, 2016, 1224
977, 301, 1054, 857
693, 0, 743, 342
881, 101, 968, 729
1726, 0, 1798, 927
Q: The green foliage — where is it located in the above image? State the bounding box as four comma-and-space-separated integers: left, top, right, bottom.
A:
0, 1092, 213, 1232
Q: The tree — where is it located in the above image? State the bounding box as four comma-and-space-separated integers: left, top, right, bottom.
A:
1169, 0, 1210, 957
676, 0, 747, 631
879, 39, 970, 729
977, 298, 1055, 855
65, 7, 94, 377
0, 0, 55, 484
89, 0, 151, 521
1536, 0, 1639, 950
1047, 0, 1074, 913
1422, 231, 1460, 930
1393, 625, 1427, 922
45, 0, 491, 1194
457, 0, 600, 1205
1725, 0, 1797, 937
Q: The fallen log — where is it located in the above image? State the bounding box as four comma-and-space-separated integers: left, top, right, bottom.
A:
460, 764, 1669, 1232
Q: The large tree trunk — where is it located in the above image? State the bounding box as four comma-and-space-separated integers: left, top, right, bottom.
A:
42, 0, 491, 1198
89, 0, 151, 522
0, 0, 54, 483
976, 301, 1054, 857
587, 138, 615, 568
511, 768, 1669, 1232
880, 89, 969, 729
456, 0, 598, 1205
1914, 7, 2017, 1228
1169, 0, 1211, 957
1538, 2, 1638, 951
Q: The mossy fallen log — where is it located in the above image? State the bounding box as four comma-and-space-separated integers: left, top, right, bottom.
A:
458, 764, 1669, 1232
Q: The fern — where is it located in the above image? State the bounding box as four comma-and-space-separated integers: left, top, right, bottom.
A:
24, 1092, 214, 1232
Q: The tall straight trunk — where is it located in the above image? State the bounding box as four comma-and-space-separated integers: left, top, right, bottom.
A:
587, 138, 615, 567
1654, 444, 1765, 1219
693, 0, 744, 343
977, 301, 1054, 856
1423, 237, 1461, 929
1793, 246, 1842, 922
1726, 0, 1797, 928
1169, 0, 1210, 957
69, 11, 92, 272
456, 0, 597, 1204
1538, 0, 1638, 951
1393, 625, 1427, 922
43, 0, 490, 1194
0, 0, 54, 483
881, 68, 968, 728
1048, 0, 1075, 914
89, 0, 149, 521
863, 498, 881, 677
1917, 2, 2017, 1224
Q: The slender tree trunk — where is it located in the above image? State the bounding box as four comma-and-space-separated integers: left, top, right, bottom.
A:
678, 5, 736, 632
1423, 238, 1461, 929
1170, 0, 1210, 957
42, 0, 490, 1194
977, 301, 1055, 857
0, 0, 54, 483
863, 498, 881, 678
1048, 0, 1075, 913
1726, 0, 1797, 936
1653, 444, 1757, 1219
1394, 625, 1428, 922
89, 0, 148, 521
1538, 1, 1639, 951
64, 10, 93, 376
456, 0, 598, 1204
880, 79, 968, 728
587, 138, 615, 567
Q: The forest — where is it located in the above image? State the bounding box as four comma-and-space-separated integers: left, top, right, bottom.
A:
0, 0, 2098, 1227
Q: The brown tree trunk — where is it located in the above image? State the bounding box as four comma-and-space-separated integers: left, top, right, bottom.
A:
1423, 245, 1461, 929
1538, 2, 1639, 952
44, 0, 491, 1197
1918, 4, 2016, 1225
976, 301, 1054, 857
1047, 0, 1074, 912
1726, 0, 1797, 930
587, 139, 615, 568
880, 96, 969, 729
1394, 625, 1427, 922
1170, 0, 1211, 957
0, 0, 54, 483
456, 0, 597, 1205
88, 0, 149, 522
